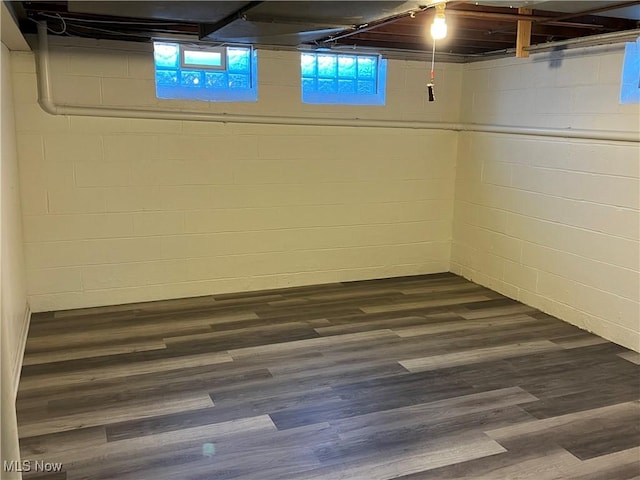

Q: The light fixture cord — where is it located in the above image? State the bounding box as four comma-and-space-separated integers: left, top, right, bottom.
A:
427, 39, 436, 102
430, 39, 436, 84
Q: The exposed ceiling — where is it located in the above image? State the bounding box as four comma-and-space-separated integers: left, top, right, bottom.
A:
8, 1, 640, 61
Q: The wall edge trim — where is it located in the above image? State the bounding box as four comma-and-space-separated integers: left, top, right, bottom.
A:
13, 305, 31, 399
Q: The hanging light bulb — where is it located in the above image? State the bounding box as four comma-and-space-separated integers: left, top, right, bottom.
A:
430, 2, 447, 40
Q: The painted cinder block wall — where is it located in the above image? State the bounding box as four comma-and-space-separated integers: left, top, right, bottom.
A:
1, 42, 28, 392
1, 41, 29, 480
10, 38, 640, 351
451, 45, 640, 351
12, 38, 462, 312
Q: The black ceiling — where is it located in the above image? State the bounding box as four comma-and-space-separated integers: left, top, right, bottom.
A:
9, 1, 640, 60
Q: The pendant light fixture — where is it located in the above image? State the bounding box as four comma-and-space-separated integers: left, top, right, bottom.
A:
427, 2, 447, 102
430, 2, 448, 41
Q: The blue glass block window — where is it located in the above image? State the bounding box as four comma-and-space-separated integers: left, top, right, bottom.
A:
154, 43, 257, 102
301, 52, 387, 105
183, 49, 225, 69
620, 37, 640, 104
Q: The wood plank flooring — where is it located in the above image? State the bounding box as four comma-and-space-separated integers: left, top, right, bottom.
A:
15, 273, 640, 480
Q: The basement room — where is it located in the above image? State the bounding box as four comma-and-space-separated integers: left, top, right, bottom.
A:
1, 1, 639, 479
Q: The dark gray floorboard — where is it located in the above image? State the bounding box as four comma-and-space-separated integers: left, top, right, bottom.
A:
16, 273, 639, 480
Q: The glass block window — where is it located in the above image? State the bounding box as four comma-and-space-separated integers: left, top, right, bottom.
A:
300, 52, 387, 105
154, 43, 257, 102
620, 37, 640, 104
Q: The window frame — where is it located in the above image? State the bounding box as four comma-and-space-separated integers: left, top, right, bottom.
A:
620, 37, 640, 104
180, 45, 227, 71
300, 51, 387, 106
153, 42, 258, 103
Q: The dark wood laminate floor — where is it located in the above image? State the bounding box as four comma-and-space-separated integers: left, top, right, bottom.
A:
16, 273, 640, 480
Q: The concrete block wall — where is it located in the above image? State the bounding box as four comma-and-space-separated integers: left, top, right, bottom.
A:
452, 45, 640, 351
1, 42, 29, 389
2, 41, 29, 479
11, 40, 461, 311
11, 37, 640, 351
460, 44, 639, 132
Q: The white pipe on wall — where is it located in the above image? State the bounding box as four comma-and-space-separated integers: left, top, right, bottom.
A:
35, 23, 459, 132
465, 123, 638, 143
35, 22, 639, 143
525, 28, 640, 53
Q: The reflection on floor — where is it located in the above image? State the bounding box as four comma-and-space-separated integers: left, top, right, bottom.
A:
16, 273, 640, 480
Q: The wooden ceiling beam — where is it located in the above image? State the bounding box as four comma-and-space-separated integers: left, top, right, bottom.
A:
485, 2, 639, 35
339, 41, 493, 55
516, 7, 532, 58
444, 6, 637, 29
418, 10, 610, 31
347, 31, 510, 47
338, 36, 513, 53
363, 19, 587, 39
347, 29, 583, 49
379, 3, 611, 32
453, 14, 602, 30
350, 29, 524, 44
348, 28, 539, 46
446, 10, 559, 23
